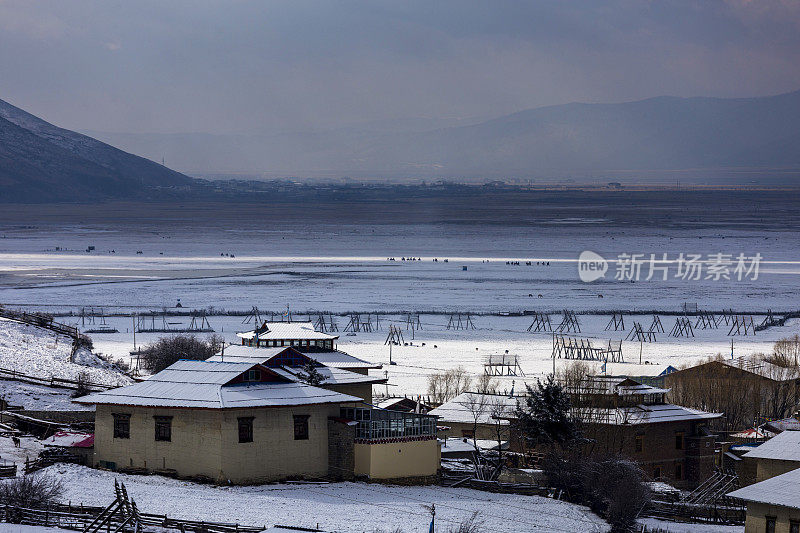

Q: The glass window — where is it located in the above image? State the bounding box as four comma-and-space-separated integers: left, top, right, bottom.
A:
766, 517, 776, 533
154, 416, 172, 442
674, 462, 682, 480
790, 521, 799, 533
238, 417, 254, 443
245, 369, 261, 382
675, 432, 684, 450
635, 435, 643, 453
294, 415, 309, 440
113, 413, 130, 439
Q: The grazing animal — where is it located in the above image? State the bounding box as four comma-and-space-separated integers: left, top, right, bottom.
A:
11, 436, 20, 448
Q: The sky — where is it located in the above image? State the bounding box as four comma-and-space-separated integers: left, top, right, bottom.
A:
1, 0, 800, 135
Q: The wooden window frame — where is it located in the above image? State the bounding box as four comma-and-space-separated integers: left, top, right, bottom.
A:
674, 462, 682, 480
634, 434, 643, 453
238, 417, 254, 443
675, 431, 684, 450
766, 516, 777, 533
113, 413, 130, 439
294, 415, 310, 440
154, 416, 173, 442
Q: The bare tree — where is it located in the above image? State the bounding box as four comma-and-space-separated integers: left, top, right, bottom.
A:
427, 366, 473, 404
474, 373, 498, 394
460, 393, 489, 450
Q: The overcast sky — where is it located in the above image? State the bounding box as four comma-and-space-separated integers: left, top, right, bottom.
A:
1, 0, 799, 135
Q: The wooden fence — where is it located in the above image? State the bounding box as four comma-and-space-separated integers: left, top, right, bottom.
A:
0, 503, 266, 533
0, 366, 116, 392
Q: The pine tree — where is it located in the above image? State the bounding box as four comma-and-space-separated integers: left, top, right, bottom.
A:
514, 375, 579, 447
297, 361, 326, 386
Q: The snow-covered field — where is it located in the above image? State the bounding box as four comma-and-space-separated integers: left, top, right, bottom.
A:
41, 464, 608, 532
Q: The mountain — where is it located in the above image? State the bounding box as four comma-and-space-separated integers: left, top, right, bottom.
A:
0, 98, 194, 202
90, 90, 800, 181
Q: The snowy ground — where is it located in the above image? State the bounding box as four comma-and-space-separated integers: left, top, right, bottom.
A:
40, 464, 608, 533
0, 526, 69, 533
638, 518, 743, 532
0, 434, 42, 470
0, 318, 130, 388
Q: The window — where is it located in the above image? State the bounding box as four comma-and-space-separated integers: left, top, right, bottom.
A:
790, 520, 799, 533
635, 435, 643, 453
675, 432, 684, 450
653, 467, 661, 480
245, 369, 261, 382
461, 429, 475, 438
674, 463, 682, 480
154, 416, 172, 442
294, 415, 309, 440
766, 516, 776, 533
238, 417, 254, 443
113, 413, 130, 439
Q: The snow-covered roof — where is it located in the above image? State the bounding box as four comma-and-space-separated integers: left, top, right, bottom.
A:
209, 345, 380, 369
429, 392, 718, 426
743, 430, 800, 462
271, 366, 386, 386
75, 360, 360, 409
590, 403, 722, 425
428, 393, 518, 425
43, 431, 94, 448
585, 376, 670, 395
728, 466, 800, 508
237, 322, 338, 341
731, 427, 776, 439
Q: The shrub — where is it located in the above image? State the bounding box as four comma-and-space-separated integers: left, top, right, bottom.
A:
140, 334, 222, 373
0, 473, 65, 509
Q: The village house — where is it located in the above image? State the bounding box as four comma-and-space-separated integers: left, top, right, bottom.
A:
76, 359, 440, 484
207, 345, 384, 403
739, 429, 800, 486
728, 466, 800, 533
237, 321, 338, 351
430, 377, 720, 488
664, 357, 800, 435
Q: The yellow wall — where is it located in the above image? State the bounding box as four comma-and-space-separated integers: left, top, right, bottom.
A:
93, 403, 340, 484
744, 502, 800, 533
353, 439, 440, 479
327, 383, 372, 403
755, 458, 800, 483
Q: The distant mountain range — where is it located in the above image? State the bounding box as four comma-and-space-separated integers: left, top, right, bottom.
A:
2, 90, 800, 203
0, 98, 193, 202
88, 90, 800, 180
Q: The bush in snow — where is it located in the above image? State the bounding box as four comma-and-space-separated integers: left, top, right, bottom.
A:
0, 472, 64, 509
140, 334, 224, 373
543, 451, 651, 533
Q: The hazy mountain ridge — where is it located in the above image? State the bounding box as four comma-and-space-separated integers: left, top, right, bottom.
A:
89, 90, 800, 178
0, 98, 193, 202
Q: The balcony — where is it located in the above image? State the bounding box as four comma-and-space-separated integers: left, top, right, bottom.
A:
340, 407, 437, 442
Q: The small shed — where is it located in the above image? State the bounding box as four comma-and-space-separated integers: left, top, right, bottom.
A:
42, 430, 94, 465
